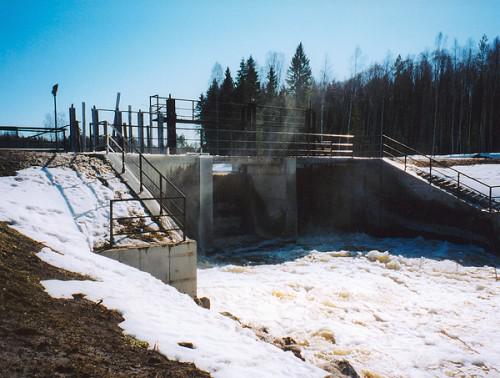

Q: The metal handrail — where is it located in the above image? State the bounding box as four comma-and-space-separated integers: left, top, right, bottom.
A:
0, 125, 67, 151
106, 125, 186, 241
382, 134, 500, 212
109, 197, 182, 246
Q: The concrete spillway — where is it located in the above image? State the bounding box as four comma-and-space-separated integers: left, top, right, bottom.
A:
110, 153, 500, 255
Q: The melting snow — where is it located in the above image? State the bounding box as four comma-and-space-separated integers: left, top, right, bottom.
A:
0, 166, 325, 378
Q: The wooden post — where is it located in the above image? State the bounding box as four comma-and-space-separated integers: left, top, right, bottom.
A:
69, 105, 79, 153
138, 110, 144, 153
91, 106, 99, 151
81, 102, 86, 151
166, 95, 177, 154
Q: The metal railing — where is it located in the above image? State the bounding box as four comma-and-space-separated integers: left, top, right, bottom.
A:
181, 125, 354, 157
109, 197, 183, 246
382, 134, 500, 212
0, 125, 67, 151
106, 125, 186, 243
93, 107, 354, 156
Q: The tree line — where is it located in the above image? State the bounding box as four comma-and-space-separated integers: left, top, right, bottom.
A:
198, 35, 500, 155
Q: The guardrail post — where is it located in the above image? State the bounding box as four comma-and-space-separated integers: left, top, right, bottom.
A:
158, 112, 165, 154
91, 106, 99, 151
167, 95, 177, 154
159, 177, 163, 215
120, 128, 125, 174
429, 158, 432, 182
62, 128, 67, 152
109, 201, 114, 247
122, 122, 128, 152
139, 154, 143, 192
457, 172, 461, 190
128, 105, 133, 146
404, 155, 407, 171
183, 196, 186, 241
138, 110, 144, 153
489, 187, 492, 212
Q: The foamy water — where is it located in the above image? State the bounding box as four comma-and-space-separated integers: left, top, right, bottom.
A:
199, 234, 500, 377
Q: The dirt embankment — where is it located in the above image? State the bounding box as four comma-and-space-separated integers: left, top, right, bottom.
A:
0, 222, 210, 377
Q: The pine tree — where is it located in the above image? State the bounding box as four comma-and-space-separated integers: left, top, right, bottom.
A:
286, 42, 313, 107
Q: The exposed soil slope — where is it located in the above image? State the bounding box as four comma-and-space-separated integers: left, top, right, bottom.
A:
0, 220, 210, 377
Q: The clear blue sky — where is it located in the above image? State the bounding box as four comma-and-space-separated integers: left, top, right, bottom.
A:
1, 0, 498, 125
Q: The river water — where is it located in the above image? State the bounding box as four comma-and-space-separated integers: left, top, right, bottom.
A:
199, 233, 500, 377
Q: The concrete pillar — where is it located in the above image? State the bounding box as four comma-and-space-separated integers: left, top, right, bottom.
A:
284, 157, 298, 238
198, 156, 213, 253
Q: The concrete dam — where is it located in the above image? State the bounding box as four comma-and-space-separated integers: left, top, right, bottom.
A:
109, 153, 500, 256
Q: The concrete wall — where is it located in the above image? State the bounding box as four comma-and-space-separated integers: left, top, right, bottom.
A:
110, 151, 500, 254
297, 157, 500, 253
108, 153, 213, 253
99, 240, 197, 297
213, 156, 297, 241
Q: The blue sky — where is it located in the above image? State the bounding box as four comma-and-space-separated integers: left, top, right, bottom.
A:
0, 0, 499, 125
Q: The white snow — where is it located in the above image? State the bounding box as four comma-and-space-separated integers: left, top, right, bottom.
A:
199, 236, 500, 378
388, 156, 500, 200
0, 166, 325, 378
431, 164, 500, 198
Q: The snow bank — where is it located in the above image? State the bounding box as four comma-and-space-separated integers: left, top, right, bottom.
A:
199, 241, 500, 377
0, 166, 325, 378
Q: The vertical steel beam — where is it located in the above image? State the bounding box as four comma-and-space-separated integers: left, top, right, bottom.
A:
138, 110, 144, 153
91, 106, 99, 151
167, 95, 177, 154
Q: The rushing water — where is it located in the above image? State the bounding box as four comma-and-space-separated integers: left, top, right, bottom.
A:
199, 233, 500, 377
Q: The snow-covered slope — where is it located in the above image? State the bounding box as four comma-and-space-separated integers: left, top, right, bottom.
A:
0, 166, 325, 378
199, 236, 500, 377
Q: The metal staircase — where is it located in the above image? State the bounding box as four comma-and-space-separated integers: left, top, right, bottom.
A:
105, 125, 186, 246
381, 135, 500, 212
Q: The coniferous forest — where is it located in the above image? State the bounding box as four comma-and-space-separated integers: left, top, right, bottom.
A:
198, 35, 500, 155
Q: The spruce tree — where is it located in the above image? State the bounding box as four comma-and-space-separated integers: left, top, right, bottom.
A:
234, 58, 248, 103
266, 66, 278, 100
219, 67, 235, 132
245, 56, 260, 102
286, 42, 313, 107
220, 67, 234, 101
